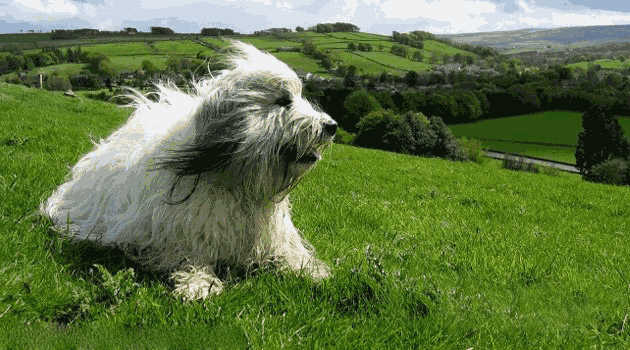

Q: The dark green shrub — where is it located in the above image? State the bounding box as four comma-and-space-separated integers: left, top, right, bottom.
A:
354, 110, 414, 153
141, 60, 158, 75
576, 105, 630, 174
428, 116, 460, 160
584, 158, 629, 185
403, 111, 435, 155
334, 128, 356, 145
70, 73, 102, 89
343, 89, 381, 132
354, 110, 464, 161
502, 156, 539, 173
85, 53, 115, 78
457, 137, 485, 163
46, 74, 72, 91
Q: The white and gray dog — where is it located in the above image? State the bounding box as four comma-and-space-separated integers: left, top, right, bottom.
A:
42, 42, 337, 300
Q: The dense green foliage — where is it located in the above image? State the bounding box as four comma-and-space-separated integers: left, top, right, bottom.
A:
354, 111, 462, 160
575, 106, 630, 183
3, 84, 630, 348
342, 89, 382, 131
585, 158, 630, 185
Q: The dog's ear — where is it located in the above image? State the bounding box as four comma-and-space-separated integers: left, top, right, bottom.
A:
153, 138, 238, 205
153, 137, 238, 177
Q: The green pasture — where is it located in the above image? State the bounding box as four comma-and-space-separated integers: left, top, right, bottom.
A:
332, 51, 402, 75
480, 140, 577, 164
358, 51, 431, 71
108, 55, 170, 72
450, 110, 630, 163
200, 37, 230, 48
271, 52, 331, 77
423, 40, 476, 57
81, 42, 154, 56
237, 37, 302, 50
1, 63, 87, 82
152, 40, 213, 56
2, 83, 630, 348
567, 58, 630, 70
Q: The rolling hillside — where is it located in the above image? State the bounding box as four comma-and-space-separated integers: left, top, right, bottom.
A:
0, 30, 478, 80
442, 24, 630, 53
2, 83, 630, 348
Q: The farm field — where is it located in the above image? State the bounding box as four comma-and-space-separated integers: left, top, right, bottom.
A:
567, 58, 630, 70
1, 63, 86, 82
270, 52, 332, 77
2, 83, 630, 348
450, 110, 630, 163
1, 32, 481, 79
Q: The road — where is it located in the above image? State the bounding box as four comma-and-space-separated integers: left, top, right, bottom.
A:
485, 150, 580, 174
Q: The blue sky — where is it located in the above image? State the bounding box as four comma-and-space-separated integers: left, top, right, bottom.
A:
2, 0, 630, 34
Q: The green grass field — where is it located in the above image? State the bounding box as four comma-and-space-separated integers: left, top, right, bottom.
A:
450, 111, 630, 163
81, 42, 155, 56
3, 32, 481, 81
567, 58, 630, 70
237, 37, 302, 50
271, 52, 332, 76
2, 83, 630, 348
151, 40, 213, 56
1, 63, 87, 82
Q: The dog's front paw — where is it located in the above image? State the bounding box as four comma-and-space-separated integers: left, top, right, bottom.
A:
171, 266, 223, 301
308, 259, 331, 280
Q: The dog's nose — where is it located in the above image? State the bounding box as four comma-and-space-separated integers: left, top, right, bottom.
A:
323, 121, 337, 136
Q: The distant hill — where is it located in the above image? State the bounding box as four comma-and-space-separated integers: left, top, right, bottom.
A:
441, 24, 630, 53
1, 31, 479, 79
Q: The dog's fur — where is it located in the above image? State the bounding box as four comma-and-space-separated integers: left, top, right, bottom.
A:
41, 42, 336, 300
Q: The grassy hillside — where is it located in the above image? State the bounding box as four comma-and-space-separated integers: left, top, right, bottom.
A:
3, 84, 630, 348
2, 31, 479, 79
450, 110, 630, 163
567, 58, 630, 70
443, 24, 630, 53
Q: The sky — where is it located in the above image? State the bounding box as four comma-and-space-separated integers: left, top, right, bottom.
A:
2, 0, 630, 34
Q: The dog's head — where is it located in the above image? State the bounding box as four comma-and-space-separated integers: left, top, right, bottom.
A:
157, 41, 336, 202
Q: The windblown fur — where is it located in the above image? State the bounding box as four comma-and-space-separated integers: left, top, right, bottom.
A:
41, 42, 336, 300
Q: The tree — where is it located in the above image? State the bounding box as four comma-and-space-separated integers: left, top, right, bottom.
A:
342, 89, 382, 132
295, 26, 304, 32
391, 44, 408, 58
151, 26, 174, 35
142, 60, 158, 75
354, 110, 414, 153
412, 51, 423, 62
576, 105, 630, 174
404, 71, 418, 86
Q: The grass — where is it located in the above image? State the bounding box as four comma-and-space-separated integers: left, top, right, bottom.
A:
2, 83, 630, 348
200, 37, 230, 48
4, 33, 482, 82
331, 51, 401, 75
108, 55, 170, 72
480, 140, 577, 164
450, 110, 630, 163
271, 52, 332, 77
81, 42, 155, 56
358, 51, 431, 71
1, 63, 87, 82
237, 37, 302, 50
151, 40, 213, 56
567, 58, 630, 70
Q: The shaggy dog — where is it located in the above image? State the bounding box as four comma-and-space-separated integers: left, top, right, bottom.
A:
41, 42, 337, 300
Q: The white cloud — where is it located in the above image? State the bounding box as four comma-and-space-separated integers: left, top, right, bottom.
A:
14, 0, 79, 15
2, 0, 630, 34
